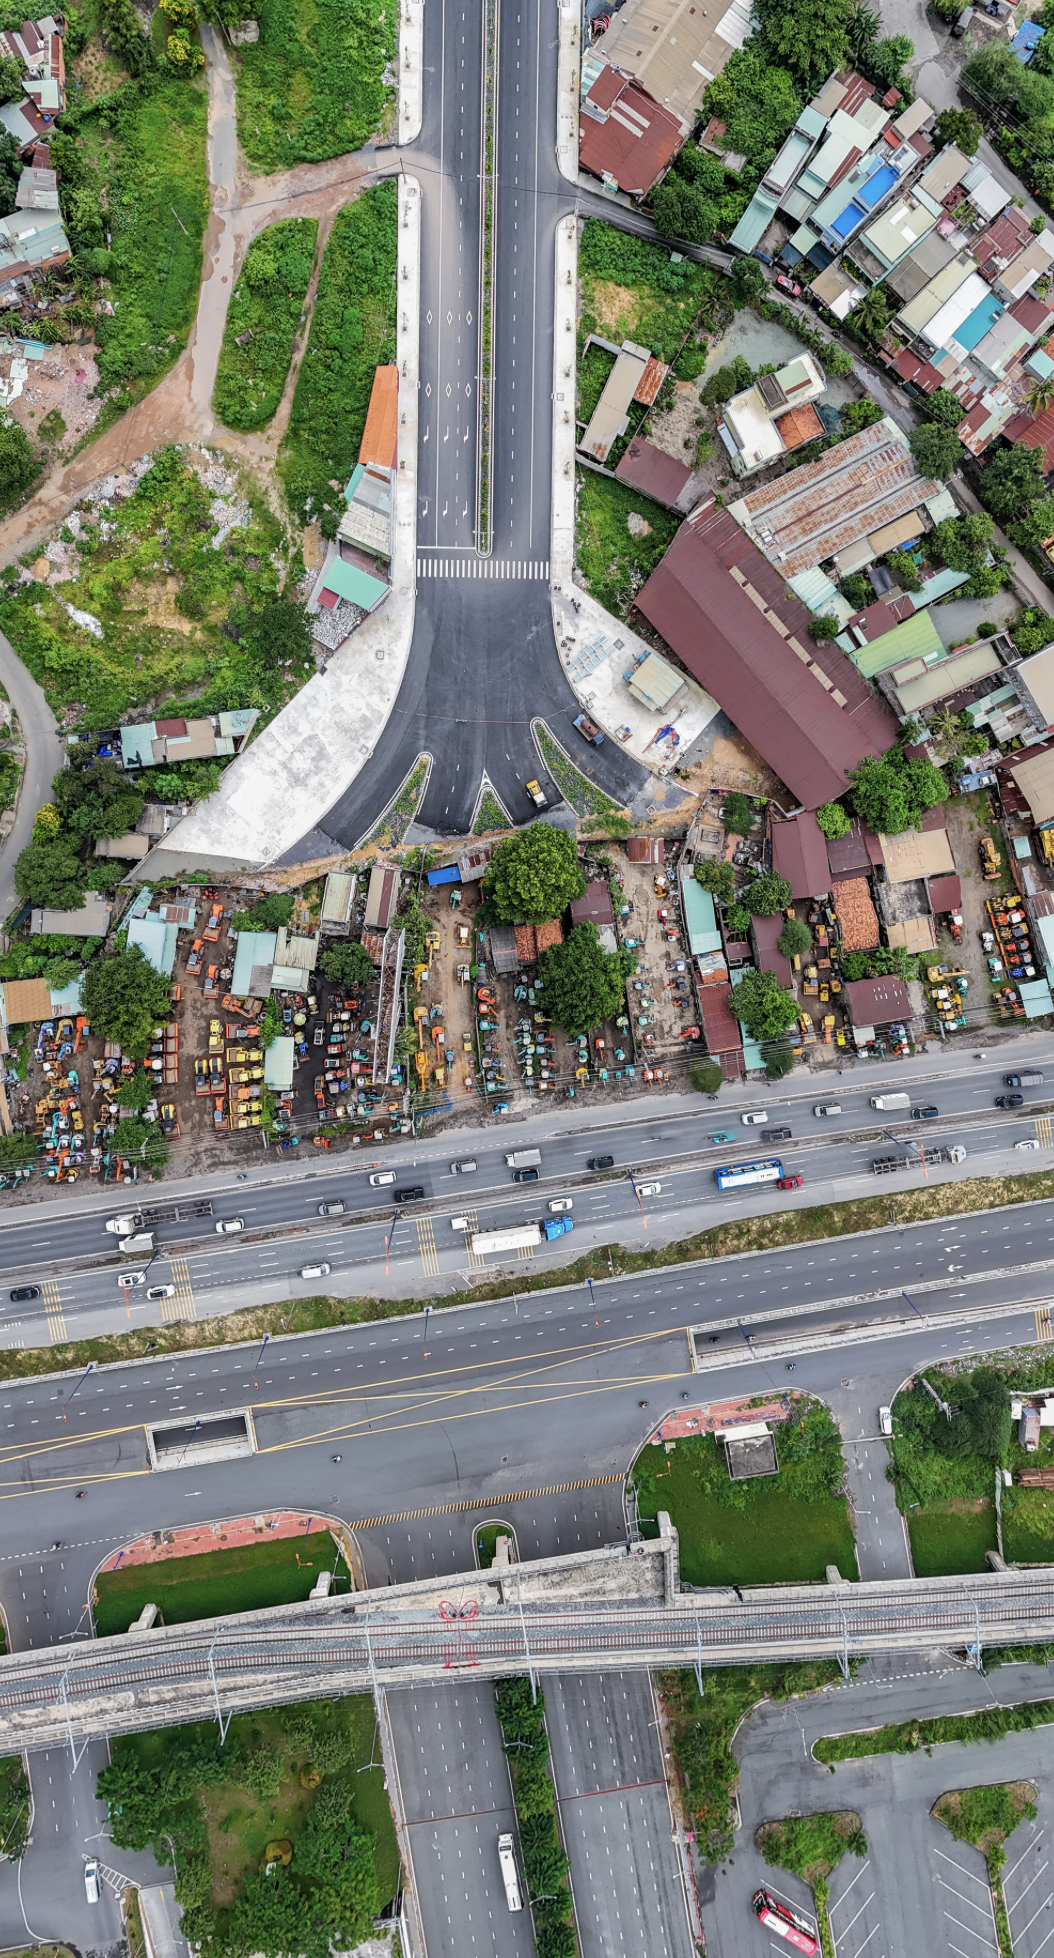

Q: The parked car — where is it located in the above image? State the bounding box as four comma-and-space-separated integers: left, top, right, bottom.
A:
997, 1094, 1024, 1107
301, 1263, 331, 1278
879, 1406, 893, 1436
8, 1285, 38, 1303
369, 1171, 396, 1187
911, 1106, 938, 1119
215, 1217, 245, 1232
318, 1201, 345, 1216
775, 272, 802, 297
762, 1127, 791, 1142
146, 1285, 175, 1301
451, 1159, 478, 1174
84, 1861, 100, 1905
573, 712, 605, 746
742, 1111, 768, 1125
637, 1181, 662, 1197
394, 1186, 425, 1202
513, 1167, 539, 1182
588, 1154, 615, 1169
752, 248, 773, 265
777, 1174, 803, 1190
548, 1197, 573, 1212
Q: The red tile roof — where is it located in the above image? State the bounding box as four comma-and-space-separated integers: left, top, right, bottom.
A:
615, 437, 691, 506
699, 983, 743, 1056
1010, 400, 1054, 472
514, 924, 537, 962
535, 919, 563, 954
579, 69, 683, 197
633, 505, 897, 810
771, 812, 831, 900
634, 356, 669, 406
974, 207, 1031, 280
777, 403, 825, 450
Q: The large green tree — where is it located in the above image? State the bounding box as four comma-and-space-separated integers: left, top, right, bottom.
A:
82, 946, 172, 1058
846, 747, 947, 835
934, 105, 982, 154
777, 917, 812, 958
13, 836, 87, 910
815, 801, 851, 839
743, 871, 792, 915
930, 511, 994, 576
52, 757, 145, 839
731, 969, 799, 1042
319, 941, 374, 989
908, 423, 963, 480
538, 923, 629, 1035
694, 858, 735, 902
980, 444, 1046, 521
486, 823, 585, 925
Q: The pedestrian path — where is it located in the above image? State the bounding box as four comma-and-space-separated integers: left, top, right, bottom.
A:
416, 556, 550, 579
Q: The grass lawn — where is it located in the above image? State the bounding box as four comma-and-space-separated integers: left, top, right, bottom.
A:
280, 183, 398, 533
214, 218, 318, 430
234, 0, 395, 173
634, 1419, 856, 1587
474, 1521, 514, 1568
1004, 1487, 1054, 1562
907, 1498, 996, 1577
93, 1530, 350, 1635
575, 470, 680, 619
578, 217, 718, 364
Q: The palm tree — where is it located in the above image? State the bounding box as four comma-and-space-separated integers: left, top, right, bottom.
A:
1026, 373, 1054, 417
854, 285, 891, 344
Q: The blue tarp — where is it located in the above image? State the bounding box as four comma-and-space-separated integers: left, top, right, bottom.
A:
426, 865, 461, 886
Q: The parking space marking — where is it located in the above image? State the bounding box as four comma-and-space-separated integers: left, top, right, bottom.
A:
934, 1845, 998, 1955
1003, 1823, 1054, 1958
828, 1854, 884, 1958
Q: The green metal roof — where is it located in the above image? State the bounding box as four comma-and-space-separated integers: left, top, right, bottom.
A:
849, 609, 944, 679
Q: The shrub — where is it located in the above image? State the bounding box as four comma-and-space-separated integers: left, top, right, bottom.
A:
215, 219, 318, 429
694, 858, 735, 902
815, 801, 850, 839
720, 791, 755, 836
777, 917, 812, 958
688, 1059, 723, 1094
743, 871, 792, 915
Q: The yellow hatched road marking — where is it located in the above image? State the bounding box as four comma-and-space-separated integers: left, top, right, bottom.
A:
517, 1244, 534, 1261
462, 1211, 485, 1268
42, 1282, 62, 1306
1036, 1116, 1053, 1147
163, 1258, 196, 1323
346, 1474, 624, 1529
417, 1217, 439, 1278
1036, 1307, 1053, 1343
46, 1312, 68, 1343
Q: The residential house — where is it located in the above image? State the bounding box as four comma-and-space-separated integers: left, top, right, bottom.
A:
843, 973, 912, 1026
578, 338, 667, 463
119, 709, 258, 770
94, 832, 150, 860
626, 836, 665, 863
0, 12, 64, 152
0, 205, 68, 298
770, 811, 831, 900
876, 632, 1012, 722
578, 58, 683, 198
308, 363, 398, 647
15, 144, 57, 211
878, 816, 956, 883
717, 354, 827, 476
30, 895, 111, 937
320, 872, 356, 932
590, 0, 754, 132
698, 982, 744, 1076
849, 184, 945, 287
633, 499, 897, 809
615, 436, 691, 505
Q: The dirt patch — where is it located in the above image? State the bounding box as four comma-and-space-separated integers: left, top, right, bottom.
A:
69, 40, 128, 102
7, 346, 104, 455
302, 521, 325, 571
645, 378, 705, 466
678, 729, 786, 805
589, 279, 640, 338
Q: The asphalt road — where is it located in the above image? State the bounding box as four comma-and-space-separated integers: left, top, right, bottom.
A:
0, 627, 63, 925
284, 0, 649, 855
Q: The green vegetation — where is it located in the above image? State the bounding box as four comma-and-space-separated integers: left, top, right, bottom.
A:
81, 945, 177, 1058
688, 1058, 723, 1094
934, 106, 983, 154
99, 1698, 397, 1956
935, 1782, 1036, 1953
0, 447, 300, 733
841, 946, 918, 984
473, 789, 509, 835
215, 219, 318, 430
54, 78, 207, 413
888, 1363, 1054, 1575
280, 184, 397, 534
538, 922, 632, 1036
758, 1810, 867, 1958
318, 942, 373, 990
230, 893, 294, 932
93, 1531, 350, 1635
730, 967, 799, 1043
818, 1701, 1054, 1763
485, 821, 585, 925
744, 871, 792, 915
846, 746, 947, 837
474, 1522, 512, 1568
778, 918, 813, 958
578, 218, 718, 363
364, 754, 429, 849
908, 423, 963, 481
695, 859, 735, 902
494, 1679, 578, 1958
721, 791, 756, 836
0, 1756, 30, 1861
575, 470, 680, 619
234, 0, 395, 173
633, 1404, 855, 1587
652, 144, 751, 250
662, 1662, 844, 1863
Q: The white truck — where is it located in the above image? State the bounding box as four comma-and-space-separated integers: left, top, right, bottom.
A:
505, 1149, 541, 1168
870, 1094, 910, 1111
497, 1834, 523, 1912
117, 1230, 155, 1256
470, 1218, 573, 1256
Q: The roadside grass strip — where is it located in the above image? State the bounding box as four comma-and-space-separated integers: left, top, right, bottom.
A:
933, 1782, 1038, 1958
755, 1810, 868, 1958
92, 1530, 350, 1635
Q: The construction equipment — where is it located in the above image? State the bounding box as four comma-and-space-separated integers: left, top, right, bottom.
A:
980, 835, 1001, 880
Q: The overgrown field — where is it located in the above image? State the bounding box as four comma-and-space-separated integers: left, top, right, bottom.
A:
634, 1403, 856, 1586
578, 218, 719, 364
101, 1699, 398, 1956
234, 0, 395, 172
93, 1531, 350, 1635
575, 470, 680, 618
280, 183, 398, 533
55, 77, 208, 412
0, 445, 304, 733
214, 219, 318, 430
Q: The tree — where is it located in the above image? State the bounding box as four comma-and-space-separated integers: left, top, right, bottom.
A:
808, 615, 840, 641
851, 287, 891, 343
777, 917, 812, 958
1011, 607, 1054, 656
838, 572, 871, 612
82, 947, 172, 1059
846, 747, 946, 834
930, 511, 994, 577
0, 415, 36, 512
725, 905, 751, 934
652, 177, 719, 246
1007, 493, 1054, 555
13, 836, 86, 910
728, 254, 767, 307
0, 53, 21, 105
865, 32, 913, 86
52, 756, 144, 839
816, 801, 851, 839
117, 1069, 154, 1111
934, 106, 982, 154
197, 0, 254, 26
694, 858, 735, 902
964, 39, 1054, 119
242, 597, 312, 677
886, 546, 921, 592
764, 1041, 796, 1080
703, 48, 803, 173
701, 355, 755, 405
731, 968, 799, 1042
721, 791, 755, 837
927, 387, 966, 428
538, 924, 628, 1036
1027, 374, 1054, 417
908, 423, 963, 480
839, 399, 884, 437
743, 871, 792, 915
688, 1058, 723, 1094
319, 941, 374, 989
97, 0, 155, 72
231, 892, 293, 932
841, 945, 918, 982
980, 444, 1046, 520
486, 823, 585, 925
754, 0, 854, 92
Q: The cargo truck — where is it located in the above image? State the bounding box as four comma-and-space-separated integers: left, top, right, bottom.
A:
106, 1200, 213, 1234
505, 1149, 542, 1168
470, 1218, 572, 1256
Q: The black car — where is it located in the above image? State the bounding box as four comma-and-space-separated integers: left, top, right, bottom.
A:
9, 1286, 38, 1303
761, 1128, 791, 1142
513, 1167, 539, 1183
911, 1106, 938, 1119
393, 1186, 425, 1203
588, 1155, 615, 1169
996, 1094, 1024, 1108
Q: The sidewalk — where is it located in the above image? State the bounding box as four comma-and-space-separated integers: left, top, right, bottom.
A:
398, 0, 424, 146
555, 0, 580, 187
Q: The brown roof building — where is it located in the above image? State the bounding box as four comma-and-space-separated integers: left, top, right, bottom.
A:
832, 877, 880, 951
358, 364, 398, 470
0, 976, 51, 1024
843, 974, 912, 1024
927, 873, 962, 912
826, 817, 877, 877
626, 836, 665, 864
364, 865, 400, 932
771, 813, 830, 901
615, 438, 691, 506
750, 913, 794, 987
579, 61, 683, 197
633, 503, 896, 809
729, 418, 942, 582
570, 881, 615, 928
699, 983, 744, 1063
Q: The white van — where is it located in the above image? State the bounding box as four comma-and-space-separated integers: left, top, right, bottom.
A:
870, 1094, 910, 1111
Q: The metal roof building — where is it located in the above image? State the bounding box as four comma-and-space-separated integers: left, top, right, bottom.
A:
578, 61, 683, 198
594, 0, 753, 131
729, 418, 942, 582
771, 812, 830, 900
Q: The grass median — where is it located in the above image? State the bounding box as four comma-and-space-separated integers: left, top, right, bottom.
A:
92, 1531, 350, 1636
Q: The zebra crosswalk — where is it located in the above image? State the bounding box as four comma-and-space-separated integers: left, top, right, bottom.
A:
417, 557, 550, 580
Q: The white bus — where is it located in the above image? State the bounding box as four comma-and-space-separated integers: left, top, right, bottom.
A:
713, 1158, 783, 1191
497, 1833, 523, 1911
471, 1224, 543, 1256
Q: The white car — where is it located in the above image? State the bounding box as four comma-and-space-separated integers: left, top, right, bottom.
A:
879, 1406, 893, 1436
742, 1111, 768, 1125
548, 1197, 573, 1213
318, 1201, 345, 1216
451, 1215, 470, 1231
1016, 1139, 1041, 1151
451, 1159, 477, 1174
216, 1217, 245, 1233
301, 1263, 331, 1279
146, 1284, 175, 1301
84, 1860, 99, 1904
636, 1182, 661, 1198
117, 1271, 145, 1289
369, 1170, 396, 1187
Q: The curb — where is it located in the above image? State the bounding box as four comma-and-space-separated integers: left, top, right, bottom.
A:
555, 0, 580, 185
398, 0, 424, 146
